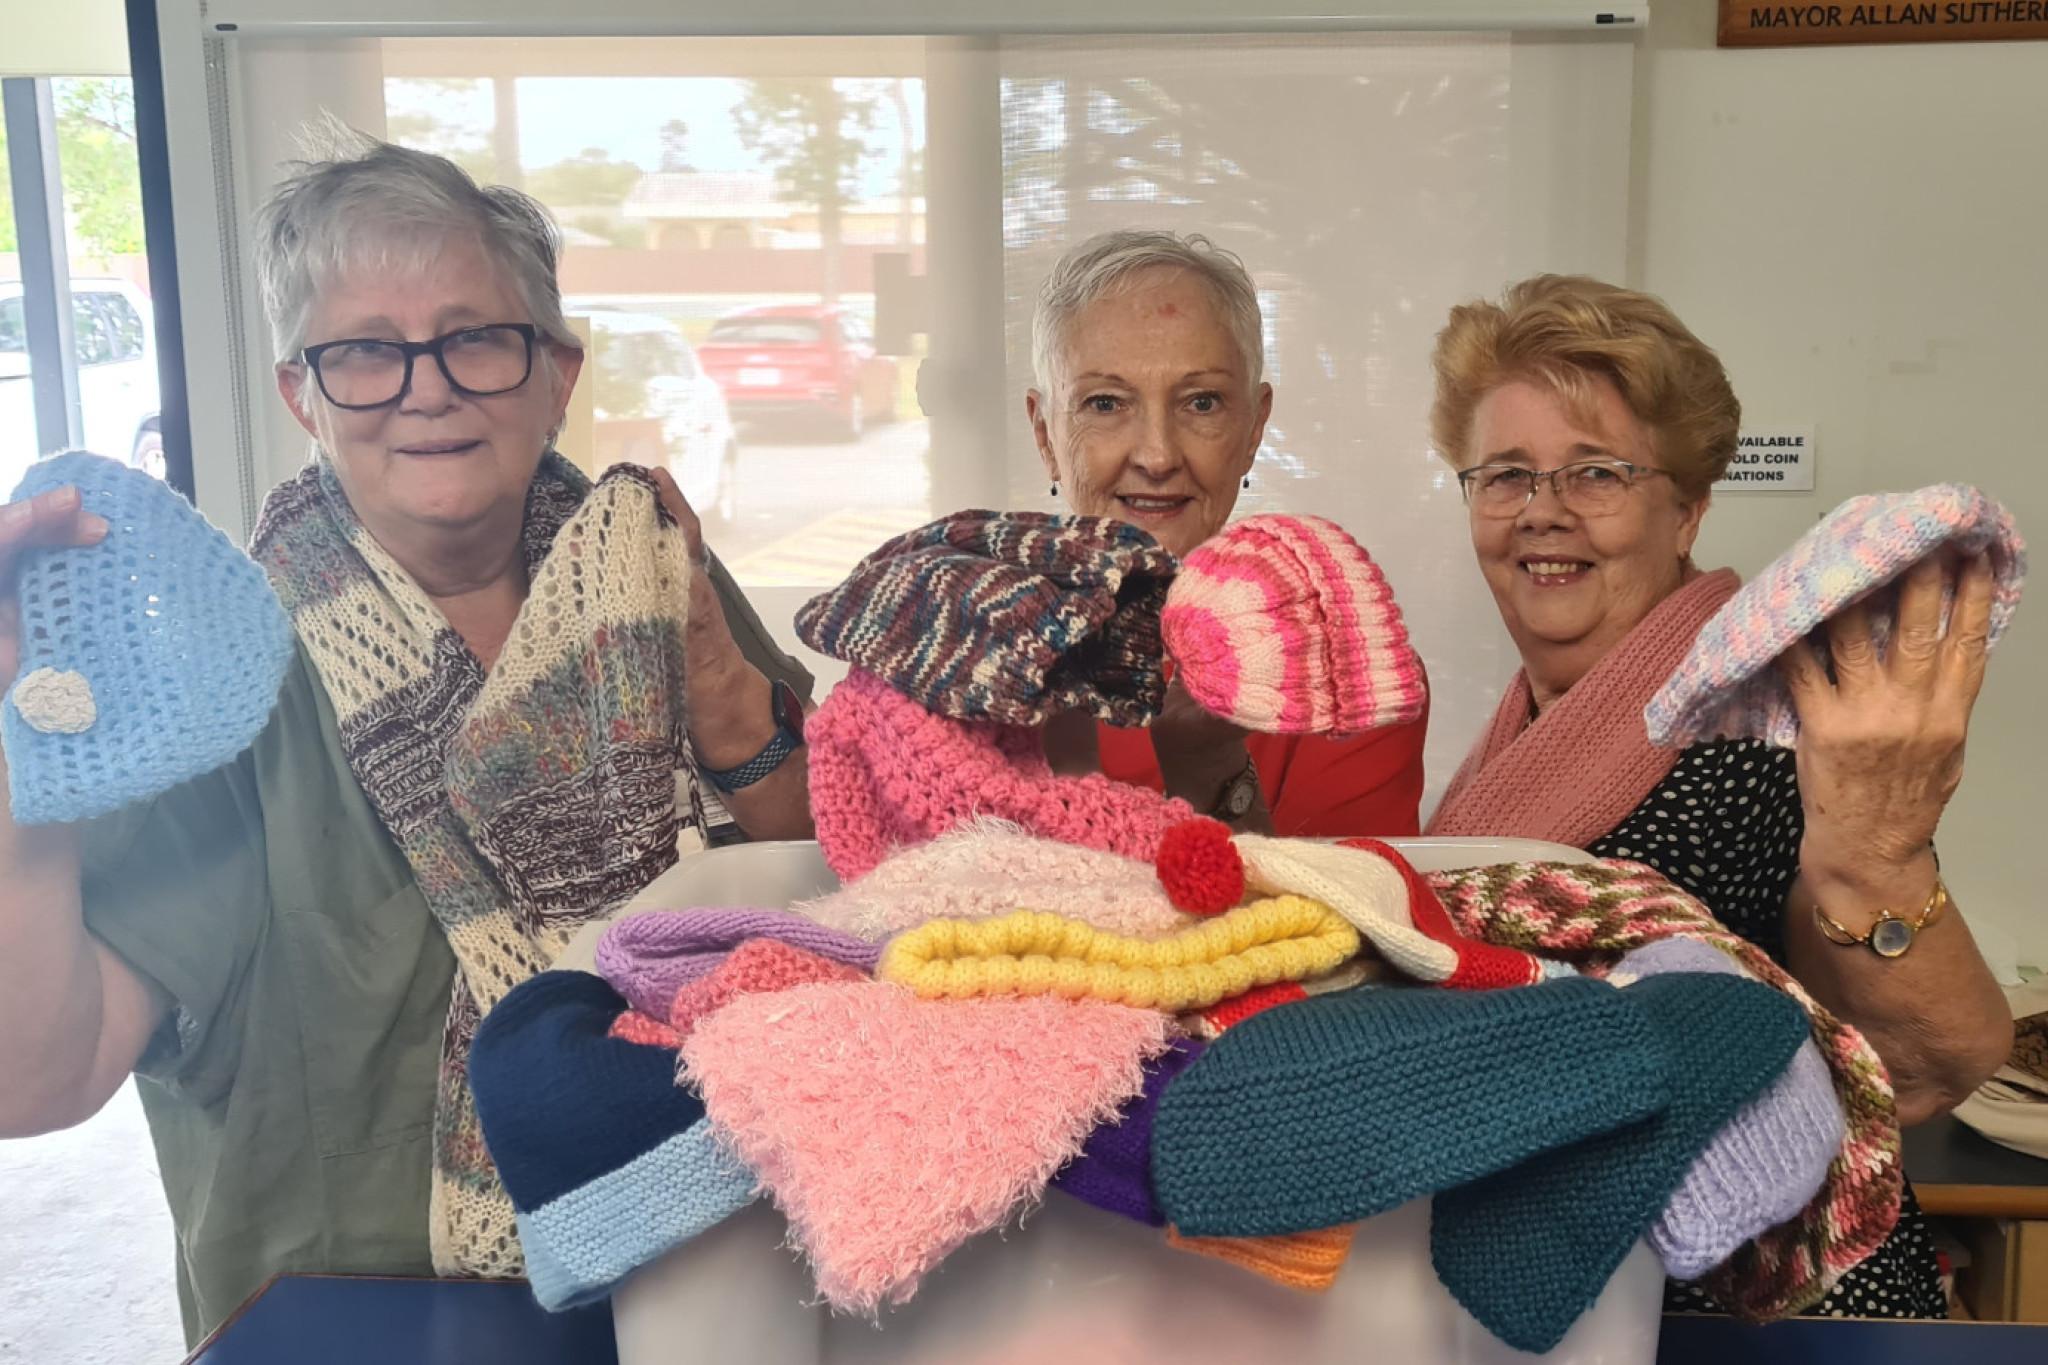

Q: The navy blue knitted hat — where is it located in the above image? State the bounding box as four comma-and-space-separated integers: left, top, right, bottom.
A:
1149, 977, 1670, 1239
1429, 971, 1810, 1354
3, 452, 294, 823
469, 971, 758, 1311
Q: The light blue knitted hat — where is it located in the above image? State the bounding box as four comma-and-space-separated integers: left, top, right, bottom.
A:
3, 452, 294, 824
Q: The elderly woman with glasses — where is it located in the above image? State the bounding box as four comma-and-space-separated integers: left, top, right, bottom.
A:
1027, 229, 1428, 836
0, 135, 814, 1343
1424, 274, 2011, 1320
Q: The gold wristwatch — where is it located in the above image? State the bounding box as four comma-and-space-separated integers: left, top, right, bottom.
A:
1813, 875, 1949, 959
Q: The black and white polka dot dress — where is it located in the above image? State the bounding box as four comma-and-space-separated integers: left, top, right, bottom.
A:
1588, 739, 1947, 1320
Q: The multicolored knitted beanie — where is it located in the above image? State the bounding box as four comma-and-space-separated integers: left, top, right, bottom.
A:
468, 971, 757, 1311
794, 509, 1178, 727
1161, 514, 1425, 735
806, 667, 1196, 880
1647, 483, 2025, 749
4, 451, 295, 824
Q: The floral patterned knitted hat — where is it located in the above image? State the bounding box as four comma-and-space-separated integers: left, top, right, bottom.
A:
3, 452, 294, 823
795, 509, 1179, 728
1161, 514, 1425, 735
1646, 483, 2025, 750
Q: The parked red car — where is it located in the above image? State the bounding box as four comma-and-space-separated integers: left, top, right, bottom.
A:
696, 304, 897, 443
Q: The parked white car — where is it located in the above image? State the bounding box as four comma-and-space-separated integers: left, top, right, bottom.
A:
582, 309, 738, 520
0, 278, 162, 497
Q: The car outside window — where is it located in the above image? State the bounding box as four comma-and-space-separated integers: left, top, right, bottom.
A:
705, 318, 822, 347
98, 294, 146, 363
71, 297, 115, 368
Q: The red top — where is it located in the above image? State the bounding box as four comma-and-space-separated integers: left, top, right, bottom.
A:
1095, 699, 1429, 839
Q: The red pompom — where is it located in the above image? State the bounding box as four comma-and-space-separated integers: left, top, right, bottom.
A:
1156, 818, 1246, 915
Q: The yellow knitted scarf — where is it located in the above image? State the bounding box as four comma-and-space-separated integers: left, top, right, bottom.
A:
877, 896, 1359, 1012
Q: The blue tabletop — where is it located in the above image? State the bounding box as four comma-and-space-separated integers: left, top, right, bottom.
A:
186, 1275, 2048, 1365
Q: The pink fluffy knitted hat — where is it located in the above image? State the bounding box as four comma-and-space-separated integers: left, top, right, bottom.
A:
806, 667, 1197, 881
1161, 514, 1426, 735
1647, 483, 2025, 749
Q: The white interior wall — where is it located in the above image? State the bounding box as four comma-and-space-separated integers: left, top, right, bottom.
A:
1628, 0, 2048, 969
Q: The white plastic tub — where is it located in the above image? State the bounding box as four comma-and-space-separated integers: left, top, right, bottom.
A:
573, 837, 1666, 1365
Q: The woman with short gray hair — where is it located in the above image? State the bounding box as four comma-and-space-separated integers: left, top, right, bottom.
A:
0, 133, 814, 1342
1028, 228, 1428, 839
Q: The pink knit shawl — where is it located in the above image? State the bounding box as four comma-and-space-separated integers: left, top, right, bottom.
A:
1427, 569, 1740, 847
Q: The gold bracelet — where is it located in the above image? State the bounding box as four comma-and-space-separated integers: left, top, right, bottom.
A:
1813, 876, 1949, 959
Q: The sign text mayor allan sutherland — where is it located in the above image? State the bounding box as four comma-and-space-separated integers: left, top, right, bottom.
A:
1720, 0, 2048, 45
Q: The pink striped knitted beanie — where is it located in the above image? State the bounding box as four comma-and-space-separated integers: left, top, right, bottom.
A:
1162, 514, 1425, 735
806, 666, 1196, 881
1647, 484, 2025, 749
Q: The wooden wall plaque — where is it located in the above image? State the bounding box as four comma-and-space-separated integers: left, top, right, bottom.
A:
1720, 0, 2048, 45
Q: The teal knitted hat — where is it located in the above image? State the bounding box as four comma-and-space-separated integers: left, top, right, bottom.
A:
3, 452, 294, 824
1150, 976, 1670, 1238
1429, 971, 1811, 1354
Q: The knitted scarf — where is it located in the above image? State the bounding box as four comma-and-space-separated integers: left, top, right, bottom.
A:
1427, 858, 1902, 1320
251, 454, 705, 1277
1426, 569, 1740, 846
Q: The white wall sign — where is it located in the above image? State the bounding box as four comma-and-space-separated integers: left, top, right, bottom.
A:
1715, 424, 1815, 492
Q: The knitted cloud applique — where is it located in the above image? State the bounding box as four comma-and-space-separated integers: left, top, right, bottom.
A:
1162, 514, 1426, 735
1647, 483, 2025, 749
3, 452, 294, 823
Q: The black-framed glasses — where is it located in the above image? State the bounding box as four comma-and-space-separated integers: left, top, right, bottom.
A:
1456, 458, 1671, 518
299, 323, 538, 410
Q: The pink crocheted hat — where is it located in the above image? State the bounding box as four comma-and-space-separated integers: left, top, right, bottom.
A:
806, 667, 1197, 881
1647, 483, 2025, 749
1161, 514, 1425, 735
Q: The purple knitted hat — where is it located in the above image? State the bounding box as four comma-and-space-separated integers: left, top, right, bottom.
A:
1611, 937, 1845, 1281
1052, 1036, 1205, 1226
794, 509, 1178, 728
1647, 484, 2025, 749
594, 908, 882, 1017
806, 667, 1197, 882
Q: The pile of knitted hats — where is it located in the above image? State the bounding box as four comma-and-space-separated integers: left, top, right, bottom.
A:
465, 507, 1876, 1351
468, 820, 1866, 1352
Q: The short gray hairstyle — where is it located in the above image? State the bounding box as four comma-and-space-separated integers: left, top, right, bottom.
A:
1030, 230, 1266, 395
253, 124, 577, 366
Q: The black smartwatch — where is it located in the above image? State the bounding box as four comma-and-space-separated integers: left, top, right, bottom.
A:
1209, 756, 1261, 822
702, 679, 806, 793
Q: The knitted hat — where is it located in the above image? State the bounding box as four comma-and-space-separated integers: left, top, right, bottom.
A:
1051, 1036, 1205, 1226
1157, 823, 1569, 989
795, 509, 1178, 727
595, 908, 881, 1018
3, 451, 294, 824
1191, 979, 1309, 1039
1609, 938, 1846, 1281
468, 971, 758, 1311
875, 895, 1360, 1013
1429, 971, 1812, 1354
1647, 483, 2026, 749
798, 819, 1195, 943
807, 667, 1196, 881
1151, 976, 1669, 1238
664, 937, 868, 1045
680, 981, 1172, 1314
1166, 1223, 1358, 1293
1162, 514, 1425, 735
